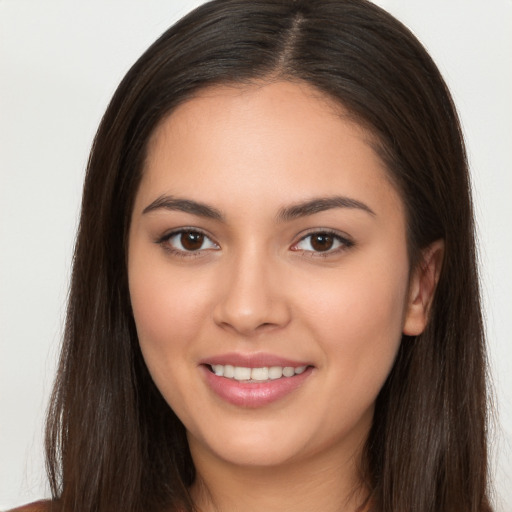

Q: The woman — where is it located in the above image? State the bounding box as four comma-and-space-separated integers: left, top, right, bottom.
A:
12, 0, 492, 511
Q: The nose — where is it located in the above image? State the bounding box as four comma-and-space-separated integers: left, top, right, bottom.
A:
212, 249, 291, 336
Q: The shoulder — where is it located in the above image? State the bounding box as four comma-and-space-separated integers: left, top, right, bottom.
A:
7, 501, 53, 512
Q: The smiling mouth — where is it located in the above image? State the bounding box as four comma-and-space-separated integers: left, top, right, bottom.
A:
207, 364, 309, 382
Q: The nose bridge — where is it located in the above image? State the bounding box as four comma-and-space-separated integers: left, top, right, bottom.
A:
213, 242, 289, 335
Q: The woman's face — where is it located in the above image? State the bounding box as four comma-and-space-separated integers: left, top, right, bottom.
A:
128, 81, 426, 471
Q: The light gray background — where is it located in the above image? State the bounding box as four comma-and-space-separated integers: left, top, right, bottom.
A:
1, 1, 511, 510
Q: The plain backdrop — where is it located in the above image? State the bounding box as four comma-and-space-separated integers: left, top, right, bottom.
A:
1, 1, 511, 510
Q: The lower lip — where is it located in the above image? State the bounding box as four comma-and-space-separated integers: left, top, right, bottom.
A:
201, 365, 313, 408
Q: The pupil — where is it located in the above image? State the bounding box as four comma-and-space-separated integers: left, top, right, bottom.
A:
181, 232, 204, 251
311, 234, 333, 252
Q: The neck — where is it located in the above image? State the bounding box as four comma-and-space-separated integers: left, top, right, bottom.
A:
188, 442, 370, 512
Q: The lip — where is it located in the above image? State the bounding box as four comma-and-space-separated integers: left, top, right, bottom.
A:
200, 352, 311, 368
199, 352, 314, 408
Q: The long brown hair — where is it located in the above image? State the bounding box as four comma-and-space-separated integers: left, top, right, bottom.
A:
45, 1, 492, 511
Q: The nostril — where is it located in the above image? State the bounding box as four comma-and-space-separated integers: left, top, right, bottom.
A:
257, 322, 277, 330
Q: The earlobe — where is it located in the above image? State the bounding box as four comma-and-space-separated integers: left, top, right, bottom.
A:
402, 239, 445, 336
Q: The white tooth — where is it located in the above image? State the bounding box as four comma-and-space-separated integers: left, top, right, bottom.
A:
224, 364, 235, 378
212, 364, 224, 376
282, 367, 295, 377
294, 366, 306, 374
251, 367, 269, 381
234, 366, 251, 380
268, 366, 283, 379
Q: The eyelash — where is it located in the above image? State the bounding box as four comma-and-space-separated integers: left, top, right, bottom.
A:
156, 228, 354, 258
291, 230, 354, 257
156, 228, 219, 258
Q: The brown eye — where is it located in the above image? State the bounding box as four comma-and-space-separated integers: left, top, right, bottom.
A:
163, 230, 219, 254
180, 231, 205, 251
293, 231, 352, 254
310, 234, 334, 252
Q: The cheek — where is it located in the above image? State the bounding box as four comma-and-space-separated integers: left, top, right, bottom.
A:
128, 259, 215, 421
128, 251, 211, 373
300, 251, 409, 391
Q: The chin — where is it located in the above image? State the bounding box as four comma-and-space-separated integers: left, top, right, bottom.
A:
192, 434, 307, 468
186, 408, 370, 471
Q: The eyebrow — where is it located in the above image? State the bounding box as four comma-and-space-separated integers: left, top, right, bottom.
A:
142, 195, 223, 220
277, 196, 375, 221
142, 194, 375, 222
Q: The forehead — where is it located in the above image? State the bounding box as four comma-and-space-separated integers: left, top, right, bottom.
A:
139, 81, 404, 222
147, 81, 371, 164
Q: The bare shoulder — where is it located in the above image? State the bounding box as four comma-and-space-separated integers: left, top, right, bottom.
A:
7, 501, 53, 512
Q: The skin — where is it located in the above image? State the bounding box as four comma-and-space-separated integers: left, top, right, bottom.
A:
128, 81, 442, 512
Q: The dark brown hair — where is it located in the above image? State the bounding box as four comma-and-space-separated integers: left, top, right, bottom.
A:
45, 1, 492, 511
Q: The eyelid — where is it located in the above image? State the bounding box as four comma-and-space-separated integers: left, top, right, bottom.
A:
290, 229, 354, 254
156, 227, 220, 256
155, 227, 353, 258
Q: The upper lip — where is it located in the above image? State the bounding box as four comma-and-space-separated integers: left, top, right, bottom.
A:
200, 352, 312, 368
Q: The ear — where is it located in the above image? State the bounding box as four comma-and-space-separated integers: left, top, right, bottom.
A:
402, 239, 445, 336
